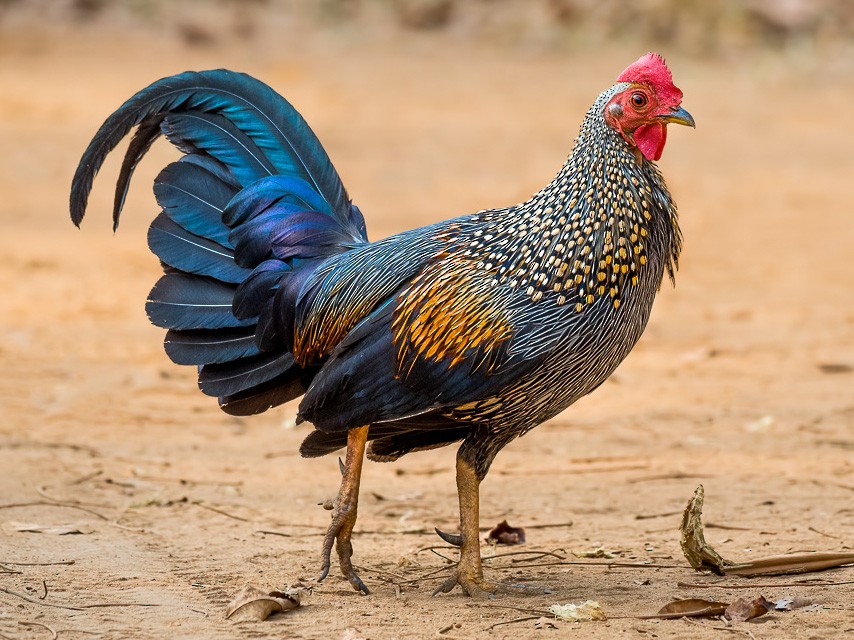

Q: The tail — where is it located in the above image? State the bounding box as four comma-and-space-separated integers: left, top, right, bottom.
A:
70, 70, 368, 415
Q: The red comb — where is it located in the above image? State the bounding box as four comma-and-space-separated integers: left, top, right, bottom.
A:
617, 53, 682, 106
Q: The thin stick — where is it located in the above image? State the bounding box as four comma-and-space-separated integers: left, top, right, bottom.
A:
19, 621, 57, 640
483, 550, 566, 563
0, 501, 108, 521
469, 603, 553, 616
36, 486, 111, 509
628, 473, 715, 484
684, 617, 756, 639
0, 560, 74, 566
67, 470, 103, 486
808, 526, 842, 540
677, 579, 854, 589
0, 587, 161, 611
490, 560, 686, 570
133, 474, 243, 487
498, 463, 648, 476
636, 511, 681, 520
519, 522, 574, 530
192, 501, 250, 522
485, 615, 542, 629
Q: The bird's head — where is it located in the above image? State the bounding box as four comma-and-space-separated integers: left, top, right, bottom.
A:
604, 53, 694, 162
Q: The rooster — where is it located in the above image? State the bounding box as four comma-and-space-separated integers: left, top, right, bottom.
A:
70, 53, 694, 596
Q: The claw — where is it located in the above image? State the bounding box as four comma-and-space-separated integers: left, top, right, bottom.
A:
434, 527, 463, 547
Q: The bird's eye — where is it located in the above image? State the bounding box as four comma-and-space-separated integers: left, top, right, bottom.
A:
630, 92, 648, 109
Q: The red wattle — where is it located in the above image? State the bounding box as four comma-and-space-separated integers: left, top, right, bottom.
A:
634, 123, 667, 161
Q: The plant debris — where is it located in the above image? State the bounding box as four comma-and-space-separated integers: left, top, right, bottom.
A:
679, 485, 735, 574
548, 600, 606, 621
487, 520, 525, 545
656, 598, 729, 619
725, 596, 774, 622
225, 584, 305, 622
679, 485, 854, 577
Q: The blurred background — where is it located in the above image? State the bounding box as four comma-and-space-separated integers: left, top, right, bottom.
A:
1, 0, 851, 455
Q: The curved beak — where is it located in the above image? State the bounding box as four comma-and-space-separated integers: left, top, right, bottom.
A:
658, 106, 695, 128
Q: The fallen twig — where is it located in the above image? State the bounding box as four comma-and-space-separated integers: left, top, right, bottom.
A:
636, 511, 681, 520
67, 470, 103, 486
677, 579, 854, 589
0, 560, 74, 566
521, 521, 574, 530
133, 473, 243, 487
191, 501, 251, 522
36, 486, 111, 509
0, 501, 108, 521
485, 615, 542, 629
629, 472, 714, 484
0, 586, 162, 611
498, 463, 648, 476
808, 526, 843, 540
483, 549, 567, 563
19, 621, 57, 640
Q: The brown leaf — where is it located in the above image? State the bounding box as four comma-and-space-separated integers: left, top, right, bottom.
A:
679, 485, 734, 574
487, 520, 525, 545
657, 598, 729, 619
725, 596, 773, 622
225, 584, 303, 622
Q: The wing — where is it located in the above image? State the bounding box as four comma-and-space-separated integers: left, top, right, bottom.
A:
296, 240, 570, 436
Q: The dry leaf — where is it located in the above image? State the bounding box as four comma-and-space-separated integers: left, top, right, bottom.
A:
6, 521, 92, 535
549, 600, 606, 621
487, 520, 525, 545
679, 485, 735, 574
225, 584, 304, 622
657, 598, 728, 619
725, 596, 773, 622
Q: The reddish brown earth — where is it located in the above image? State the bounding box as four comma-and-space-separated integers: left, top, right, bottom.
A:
1, 26, 852, 640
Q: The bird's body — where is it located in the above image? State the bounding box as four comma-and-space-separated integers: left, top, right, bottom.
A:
71, 53, 692, 596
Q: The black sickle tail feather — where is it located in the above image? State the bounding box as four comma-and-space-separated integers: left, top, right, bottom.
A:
70, 70, 368, 415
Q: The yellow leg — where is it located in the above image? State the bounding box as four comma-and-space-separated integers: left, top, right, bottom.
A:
318, 425, 370, 594
432, 453, 494, 597
433, 450, 552, 597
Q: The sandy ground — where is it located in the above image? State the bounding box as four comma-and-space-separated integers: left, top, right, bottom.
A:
1, 25, 852, 640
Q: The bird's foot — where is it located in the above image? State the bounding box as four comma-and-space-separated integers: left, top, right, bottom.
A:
432, 570, 551, 598
318, 501, 370, 594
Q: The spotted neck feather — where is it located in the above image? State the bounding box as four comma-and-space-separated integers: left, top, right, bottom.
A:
478, 84, 682, 312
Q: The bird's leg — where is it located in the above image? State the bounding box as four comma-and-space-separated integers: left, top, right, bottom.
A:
433, 449, 552, 598
318, 424, 370, 594
432, 452, 494, 597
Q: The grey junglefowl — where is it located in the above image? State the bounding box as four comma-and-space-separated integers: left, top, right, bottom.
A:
70, 52, 694, 597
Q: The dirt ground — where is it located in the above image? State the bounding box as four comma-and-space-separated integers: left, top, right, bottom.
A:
1, 24, 852, 640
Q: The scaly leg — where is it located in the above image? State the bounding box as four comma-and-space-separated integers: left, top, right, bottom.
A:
432, 452, 494, 597
318, 424, 370, 594
433, 449, 552, 597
